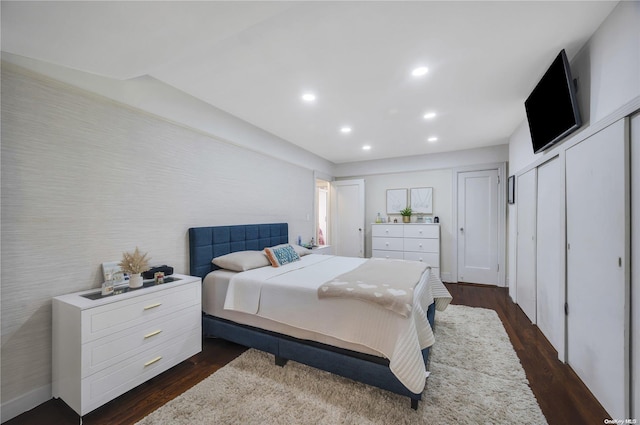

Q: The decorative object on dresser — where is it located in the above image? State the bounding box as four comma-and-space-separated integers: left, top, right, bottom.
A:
52, 274, 202, 417
118, 247, 151, 288
400, 207, 413, 223
372, 223, 440, 278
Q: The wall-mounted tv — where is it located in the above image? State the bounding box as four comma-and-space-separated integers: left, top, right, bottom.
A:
525, 49, 582, 154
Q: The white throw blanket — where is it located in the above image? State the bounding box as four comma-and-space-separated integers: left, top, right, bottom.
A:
318, 258, 428, 317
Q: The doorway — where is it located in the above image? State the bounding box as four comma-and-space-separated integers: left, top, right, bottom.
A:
316, 179, 329, 246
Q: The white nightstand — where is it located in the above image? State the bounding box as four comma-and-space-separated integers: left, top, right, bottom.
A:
312, 245, 332, 255
52, 274, 202, 416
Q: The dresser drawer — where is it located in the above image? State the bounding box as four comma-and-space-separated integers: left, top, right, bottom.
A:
404, 238, 439, 253
403, 225, 439, 239
403, 251, 439, 266
372, 225, 404, 238
82, 281, 200, 342
81, 328, 201, 414
372, 249, 405, 260
82, 305, 201, 377
372, 237, 404, 251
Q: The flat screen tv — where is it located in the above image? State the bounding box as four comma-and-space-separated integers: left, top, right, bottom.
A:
525, 49, 582, 154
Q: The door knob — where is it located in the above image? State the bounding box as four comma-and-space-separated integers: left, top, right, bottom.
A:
460, 227, 464, 232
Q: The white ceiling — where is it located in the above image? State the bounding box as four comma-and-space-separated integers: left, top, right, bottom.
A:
1, 1, 618, 163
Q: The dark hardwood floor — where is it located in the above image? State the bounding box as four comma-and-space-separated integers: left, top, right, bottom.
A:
7, 283, 609, 424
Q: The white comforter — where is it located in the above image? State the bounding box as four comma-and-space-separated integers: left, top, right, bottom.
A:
223, 254, 451, 394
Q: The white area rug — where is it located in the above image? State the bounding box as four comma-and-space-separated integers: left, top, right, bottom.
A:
136, 305, 547, 424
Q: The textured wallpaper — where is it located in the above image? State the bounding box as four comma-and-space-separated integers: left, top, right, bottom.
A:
0, 63, 314, 403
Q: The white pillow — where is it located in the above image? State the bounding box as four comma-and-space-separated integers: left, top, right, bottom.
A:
292, 244, 312, 257
212, 250, 270, 272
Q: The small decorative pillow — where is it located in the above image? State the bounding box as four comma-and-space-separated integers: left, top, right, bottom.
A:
291, 244, 312, 257
212, 250, 270, 272
264, 244, 300, 267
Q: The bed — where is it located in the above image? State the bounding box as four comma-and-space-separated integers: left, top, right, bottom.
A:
189, 223, 451, 409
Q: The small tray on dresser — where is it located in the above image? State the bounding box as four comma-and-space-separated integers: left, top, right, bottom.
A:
81, 276, 182, 300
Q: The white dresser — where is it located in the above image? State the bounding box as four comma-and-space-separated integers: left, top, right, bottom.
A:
371, 223, 440, 277
52, 274, 202, 416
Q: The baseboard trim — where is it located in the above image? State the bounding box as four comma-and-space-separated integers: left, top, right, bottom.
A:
1, 384, 51, 423
440, 272, 453, 283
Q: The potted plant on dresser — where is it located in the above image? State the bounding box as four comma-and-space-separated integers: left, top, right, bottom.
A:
118, 247, 150, 288
400, 207, 412, 223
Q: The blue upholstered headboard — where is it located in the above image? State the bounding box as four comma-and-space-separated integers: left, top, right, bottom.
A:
188, 223, 289, 279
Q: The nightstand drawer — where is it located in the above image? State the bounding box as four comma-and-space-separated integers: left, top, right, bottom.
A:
372, 237, 404, 251
82, 305, 201, 377
82, 281, 200, 342
371, 225, 404, 238
403, 225, 439, 239
404, 238, 439, 253
81, 328, 201, 414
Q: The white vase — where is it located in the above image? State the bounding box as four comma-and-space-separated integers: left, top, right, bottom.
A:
129, 273, 143, 288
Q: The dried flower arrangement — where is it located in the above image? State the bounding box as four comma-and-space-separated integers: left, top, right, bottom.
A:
118, 247, 150, 275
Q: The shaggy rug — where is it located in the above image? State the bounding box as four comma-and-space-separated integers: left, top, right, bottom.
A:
136, 305, 547, 424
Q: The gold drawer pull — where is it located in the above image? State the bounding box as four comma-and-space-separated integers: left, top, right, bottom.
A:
144, 329, 162, 339
144, 356, 162, 367
143, 302, 162, 310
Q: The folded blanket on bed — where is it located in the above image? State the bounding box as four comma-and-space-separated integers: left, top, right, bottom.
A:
317, 258, 428, 317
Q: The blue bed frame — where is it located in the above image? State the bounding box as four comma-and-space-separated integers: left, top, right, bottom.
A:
188, 223, 435, 409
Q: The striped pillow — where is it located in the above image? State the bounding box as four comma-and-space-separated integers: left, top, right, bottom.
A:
264, 244, 300, 267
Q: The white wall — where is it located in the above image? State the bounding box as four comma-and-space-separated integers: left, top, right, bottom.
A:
336, 145, 508, 282
0, 62, 325, 421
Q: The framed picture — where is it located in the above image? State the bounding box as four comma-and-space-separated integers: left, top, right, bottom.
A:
386, 189, 408, 214
410, 187, 433, 214
508, 175, 515, 204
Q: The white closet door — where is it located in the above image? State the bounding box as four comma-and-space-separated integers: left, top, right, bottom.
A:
566, 118, 629, 419
631, 111, 639, 419
536, 157, 564, 360
516, 168, 537, 324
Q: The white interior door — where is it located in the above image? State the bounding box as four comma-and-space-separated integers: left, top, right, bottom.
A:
330, 179, 365, 257
536, 157, 564, 359
516, 168, 537, 324
456, 169, 498, 284
566, 118, 629, 419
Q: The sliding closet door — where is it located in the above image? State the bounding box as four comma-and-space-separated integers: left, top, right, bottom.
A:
516, 168, 537, 323
631, 111, 639, 418
536, 157, 564, 360
566, 118, 629, 419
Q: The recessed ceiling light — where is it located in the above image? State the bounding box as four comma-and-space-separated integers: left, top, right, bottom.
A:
362, 145, 371, 150
423, 112, 437, 120
427, 137, 438, 143
301, 93, 316, 102
412, 66, 429, 77
340, 126, 352, 134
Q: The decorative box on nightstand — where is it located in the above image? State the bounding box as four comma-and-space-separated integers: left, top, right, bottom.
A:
52, 274, 202, 417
